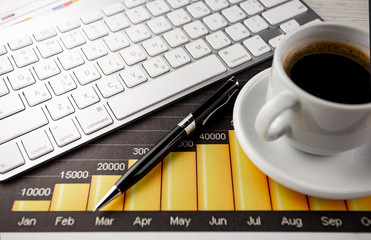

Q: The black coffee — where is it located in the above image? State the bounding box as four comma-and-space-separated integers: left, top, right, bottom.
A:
284, 41, 371, 104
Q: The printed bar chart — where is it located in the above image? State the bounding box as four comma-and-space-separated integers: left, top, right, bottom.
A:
87, 175, 124, 211
49, 183, 90, 211
308, 197, 347, 211
12, 200, 51, 211
347, 196, 371, 211
197, 144, 234, 211
229, 130, 271, 210
11, 131, 371, 212
124, 160, 162, 211
162, 152, 197, 211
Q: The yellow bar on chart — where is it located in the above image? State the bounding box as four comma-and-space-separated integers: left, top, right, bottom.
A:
347, 196, 371, 211
197, 144, 234, 211
50, 184, 90, 211
124, 159, 162, 211
308, 197, 347, 211
12, 200, 51, 211
161, 152, 197, 210
128, 159, 137, 169
269, 178, 309, 211
228, 131, 271, 210
87, 175, 124, 211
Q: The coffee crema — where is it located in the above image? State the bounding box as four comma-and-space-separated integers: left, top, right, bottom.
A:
284, 41, 371, 104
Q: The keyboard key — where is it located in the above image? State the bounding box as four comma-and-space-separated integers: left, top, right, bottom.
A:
8, 36, 32, 51
0, 56, 14, 75
186, 1, 211, 19
60, 30, 86, 49
244, 15, 269, 33
7, 68, 35, 90
126, 6, 151, 24
57, 19, 81, 33
225, 22, 250, 41
23, 84, 52, 106
142, 36, 168, 56
163, 28, 189, 47
147, 16, 172, 34
12, 47, 39, 67
0, 79, 9, 96
33, 59, 61, 80
185, 39, 211, 59
74, 64, 101, 85
164, 47, 191, 68
96, 76, 124, 98
205, 0, 229, 11
280, 19, 300, 33
49, 73, 77, 95
0, 107, 48, 144
166, 0, 189, 9
0, 94, 25, 119
0, 142, 25, 173
50, 118, 81, 147
81, 41, 108, 60
229, 0, 244, 4
58, 50, 85, 70
104, 32, 130, 52
37, 38, 63, 58
222, 5, 246, 23
0, 45, 7, 55
102, 2, 126, 16
124, 0, 146, 8
72, 86, 100, 109
83, 21, 109, 41
22, 130, 54, 160
243, 35, 271, 57
142, 56, 170, 77
268, 34, 285, 48
218, 43, 251, 68
203, 13, 228, 31
97, 54, 125, 75
205, 30, 231, 50
240, 0, 264, 15
146, 0, 171, 16
46, 97, 75, 120
108, 55, 226, 120
34, 28, 57, 42
80, 10, 103, 24
126, 24, 151, 43
262, 0, 308, 25
259, 0, 287, 8
119, 65, 147, 87
183, 20, 208, 39
120, 45, 147, 65
75, 104, 113, 135
167, 8, 191, 27
105, 14, 130, 32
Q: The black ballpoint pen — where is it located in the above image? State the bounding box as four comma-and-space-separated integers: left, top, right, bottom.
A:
93, 77, 239, 211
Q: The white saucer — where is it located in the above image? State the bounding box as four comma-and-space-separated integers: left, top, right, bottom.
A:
233, 68, 371, 199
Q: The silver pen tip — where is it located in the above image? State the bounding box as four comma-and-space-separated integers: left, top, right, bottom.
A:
93, 186, 122, 212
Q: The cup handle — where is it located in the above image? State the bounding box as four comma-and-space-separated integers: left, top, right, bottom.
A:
255, 91, 299, 141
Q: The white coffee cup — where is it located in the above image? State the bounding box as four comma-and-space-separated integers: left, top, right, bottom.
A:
255, 22, 371, 155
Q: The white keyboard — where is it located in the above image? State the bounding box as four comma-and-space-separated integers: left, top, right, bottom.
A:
0, 0, 320, 180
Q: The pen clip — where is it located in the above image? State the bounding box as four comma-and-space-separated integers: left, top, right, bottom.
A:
202, 85, 239, 126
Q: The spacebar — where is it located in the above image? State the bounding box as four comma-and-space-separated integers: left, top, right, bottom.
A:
108, 55, 227, 120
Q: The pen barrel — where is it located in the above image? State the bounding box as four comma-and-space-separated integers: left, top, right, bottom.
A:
192, 78, 239, 124
116, 125, 187, 193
